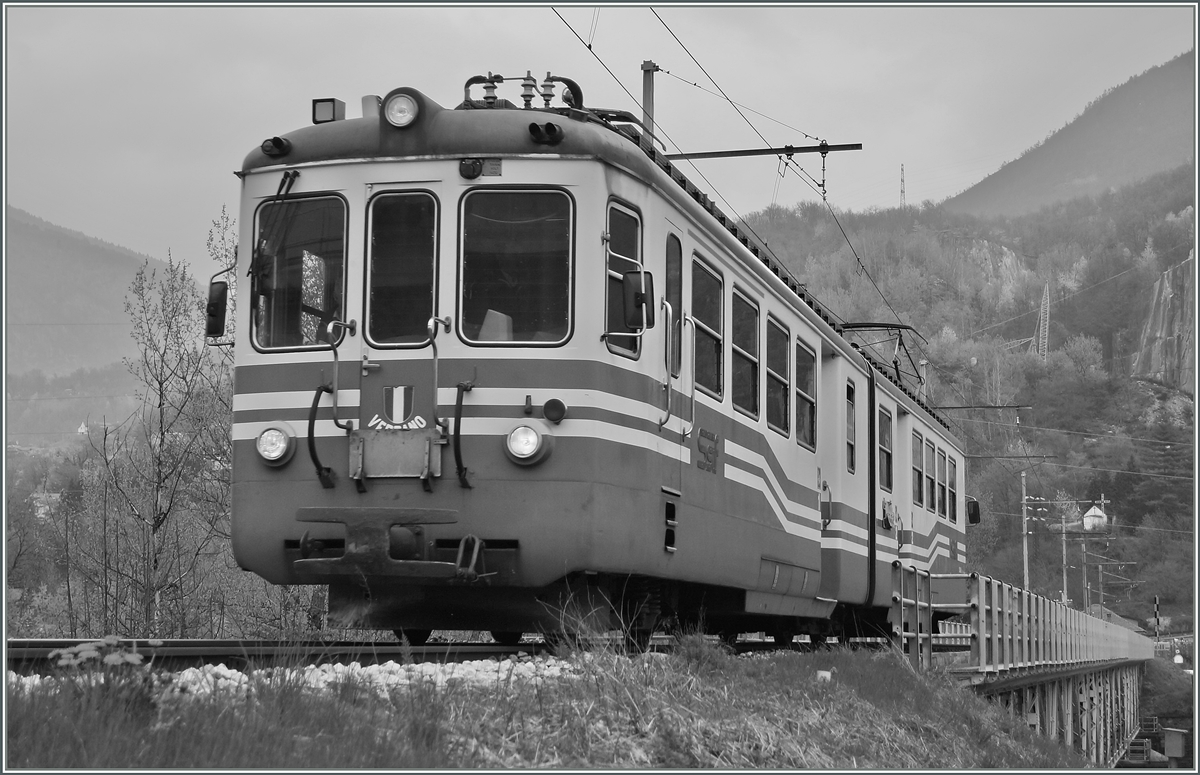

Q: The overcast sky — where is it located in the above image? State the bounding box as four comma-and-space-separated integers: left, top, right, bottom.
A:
4, 4, 1195, 273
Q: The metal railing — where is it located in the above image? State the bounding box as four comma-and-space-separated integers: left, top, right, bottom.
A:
892, 562, 1155, 675
1123, 738, 1152, 763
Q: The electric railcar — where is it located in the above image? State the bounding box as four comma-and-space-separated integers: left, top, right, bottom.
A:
208, 71, 980, 647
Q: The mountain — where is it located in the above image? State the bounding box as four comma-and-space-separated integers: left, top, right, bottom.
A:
943, 50, 1195, 218
4, 205, 171, 376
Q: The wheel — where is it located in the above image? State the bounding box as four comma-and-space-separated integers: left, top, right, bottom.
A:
718, 630, 740, 647
490, 631, 524, 646
394, 628, 432, 647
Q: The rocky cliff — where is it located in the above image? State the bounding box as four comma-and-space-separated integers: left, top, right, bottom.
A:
1132, 258, 1196, 393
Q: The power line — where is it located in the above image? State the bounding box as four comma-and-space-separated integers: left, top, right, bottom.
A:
551, 7, 826, 303
953, 417, 1194, 447
657, 68, 821, 141
988, 513, 1194, 535
651, 8, 770, 150
1039, 461, 1193, 482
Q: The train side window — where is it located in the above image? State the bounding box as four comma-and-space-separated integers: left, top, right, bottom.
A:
912, 431, 924, 507
878, 408, 893, 492
605, 203, 642, 355
949, 457, 958, 523
460, 190, 572, 345
766, 317, 789, 435
366, 192, 437, 346
666, 234, 682, 377
252, 196, 347, 350
796, 342, 816, 450
937, 449, 948, 518
846, 381, 856, 474
692, 258, 723, 398
731, 289, 759, 417
925, 439, 937, 512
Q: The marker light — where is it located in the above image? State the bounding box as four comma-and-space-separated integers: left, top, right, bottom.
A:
256, 424, 296, 466
312, 97, 346, 125
384, 93, 419, 128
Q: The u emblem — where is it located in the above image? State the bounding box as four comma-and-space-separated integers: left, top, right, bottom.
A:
384, 385, 415, 425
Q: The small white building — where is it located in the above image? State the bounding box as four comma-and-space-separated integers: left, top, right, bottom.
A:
1082, 505, 1108, 532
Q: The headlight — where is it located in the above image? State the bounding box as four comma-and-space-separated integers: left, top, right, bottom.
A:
507, 426, 540, 459
504, 423, 554, 466
256, 424, 296, 466
384, 93, 419, 127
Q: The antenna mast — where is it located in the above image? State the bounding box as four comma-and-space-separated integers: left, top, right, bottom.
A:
900, 164, 906, 208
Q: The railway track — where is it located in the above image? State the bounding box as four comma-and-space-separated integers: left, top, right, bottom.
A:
6, 635, 825, 675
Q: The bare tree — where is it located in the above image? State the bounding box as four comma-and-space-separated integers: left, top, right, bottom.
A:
73, 209, 239, 637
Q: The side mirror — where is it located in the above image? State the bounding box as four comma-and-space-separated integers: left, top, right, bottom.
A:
966, 498, 981, 525
206, 280, 229, 338
622, 270, 655, 329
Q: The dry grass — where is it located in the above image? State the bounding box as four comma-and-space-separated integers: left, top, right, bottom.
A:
6, 638, 1091, 769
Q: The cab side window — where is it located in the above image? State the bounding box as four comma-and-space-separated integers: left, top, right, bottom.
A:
606, 204, 641, 355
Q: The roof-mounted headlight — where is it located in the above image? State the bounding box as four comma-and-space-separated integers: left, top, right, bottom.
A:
384, 93, 419, 128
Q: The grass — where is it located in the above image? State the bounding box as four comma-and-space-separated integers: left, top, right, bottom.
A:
6, 636, 1091, 768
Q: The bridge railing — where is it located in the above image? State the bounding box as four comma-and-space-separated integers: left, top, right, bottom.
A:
891, 562, 1155, 674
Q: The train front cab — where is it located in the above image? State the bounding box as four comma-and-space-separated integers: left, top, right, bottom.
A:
225, 136, 715, 635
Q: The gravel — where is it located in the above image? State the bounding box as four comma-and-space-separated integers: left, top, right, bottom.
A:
7, 652, 585, 701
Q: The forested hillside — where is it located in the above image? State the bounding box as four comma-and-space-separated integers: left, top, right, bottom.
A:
746, 161, 1195, 626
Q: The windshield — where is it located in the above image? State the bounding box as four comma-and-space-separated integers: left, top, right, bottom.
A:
460, 190, 572, 344
252, 196, 346, 350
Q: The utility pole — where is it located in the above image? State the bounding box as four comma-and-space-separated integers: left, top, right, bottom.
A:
900, 164, 906, 208
1081, 536, 1089, 608
1061, 506, 1069, 605
1021, 471, 1029, 589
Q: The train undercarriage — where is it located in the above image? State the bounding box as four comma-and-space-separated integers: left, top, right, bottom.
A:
321, 568, 893, 653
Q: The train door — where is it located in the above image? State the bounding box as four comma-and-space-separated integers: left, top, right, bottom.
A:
352, 188, 444, 488
659, 232, 686, 497
817, 346, 869, 604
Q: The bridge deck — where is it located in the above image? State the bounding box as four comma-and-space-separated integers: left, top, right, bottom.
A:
891, 563, 1155, 767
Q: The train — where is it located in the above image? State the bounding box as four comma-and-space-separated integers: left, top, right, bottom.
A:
207, 70, 981, 649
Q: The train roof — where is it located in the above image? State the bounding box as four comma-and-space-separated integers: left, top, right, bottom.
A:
239, 76, 955, 439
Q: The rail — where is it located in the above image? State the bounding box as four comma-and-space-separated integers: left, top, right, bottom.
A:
891, 562, 1155, 677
